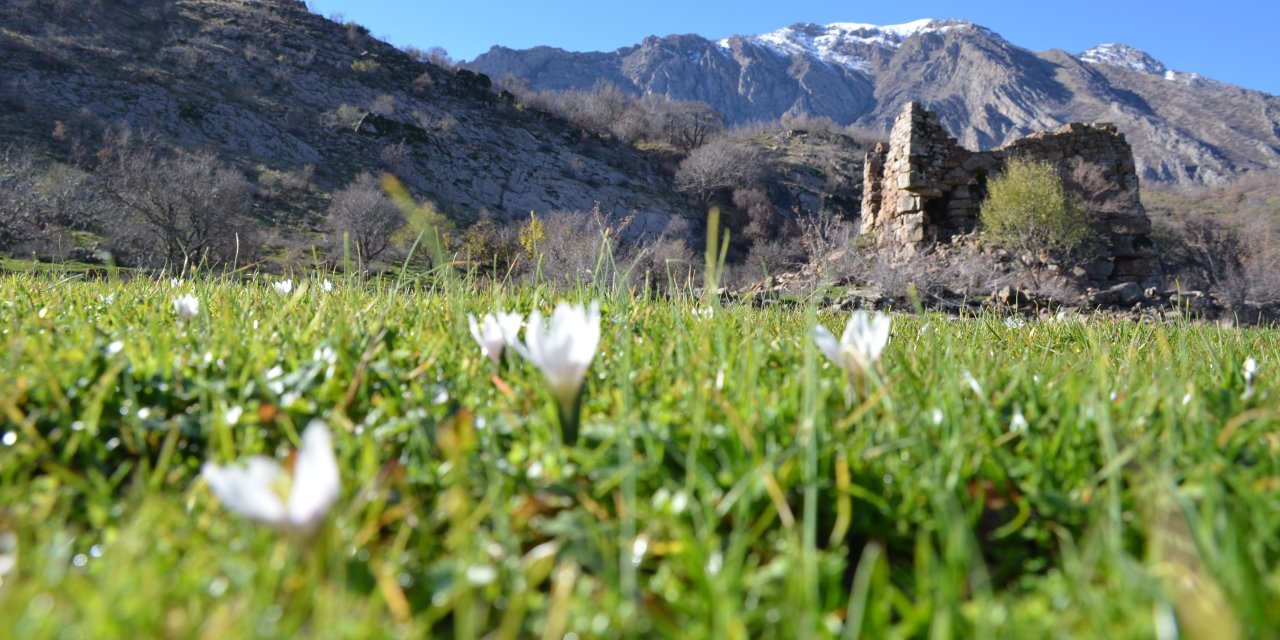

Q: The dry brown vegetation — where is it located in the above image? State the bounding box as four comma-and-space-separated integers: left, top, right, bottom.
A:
1145, 173, 1280, 308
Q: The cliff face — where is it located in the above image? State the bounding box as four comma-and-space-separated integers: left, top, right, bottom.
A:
0, 0, 690, 234
471, 20, 1280, 186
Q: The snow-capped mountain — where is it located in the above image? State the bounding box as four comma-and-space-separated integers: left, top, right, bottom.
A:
471, 19, 1280, 185
1078, 43, 1168, 75
1078, 43, 1207, 85
729, 19, 981, 74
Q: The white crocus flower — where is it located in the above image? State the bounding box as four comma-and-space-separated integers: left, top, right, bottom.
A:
273, 279, 293, 296
1243, 357, 1260, 400
468, 311, 523, 367
813, 310, 891, 380
173, 294, 200, 319
201, 421, 340, 537
1010, 410, 1029, 433
516, 301, 601, 445
321, 279, 334, 293
1244, 357, 1259, 383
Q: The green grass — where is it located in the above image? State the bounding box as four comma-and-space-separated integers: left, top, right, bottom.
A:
0, 270, 1278, 638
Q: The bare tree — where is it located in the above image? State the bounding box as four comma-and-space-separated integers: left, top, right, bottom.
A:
100, 138, 257, 267
370, 93, 397, 116
1157, 213, 1247, 309
675, 137, 771, 204
0, 146, 43, 250
1, 145, 105, 256
655, 98, 724, 151
324, 173, 404, 260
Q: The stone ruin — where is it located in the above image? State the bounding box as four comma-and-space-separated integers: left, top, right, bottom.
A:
861, 102, 1161, 286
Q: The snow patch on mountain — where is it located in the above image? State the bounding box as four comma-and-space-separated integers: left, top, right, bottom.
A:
1079, 44, 1167, 75
1079, 44, 1211, 87
723, 19, 970, 75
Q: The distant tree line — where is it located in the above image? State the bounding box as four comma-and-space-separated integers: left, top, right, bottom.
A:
500, 78, 724, 152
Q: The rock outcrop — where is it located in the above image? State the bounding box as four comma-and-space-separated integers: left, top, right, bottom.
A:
861, 103, 1159, 285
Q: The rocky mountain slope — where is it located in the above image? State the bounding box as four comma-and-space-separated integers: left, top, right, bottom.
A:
471, 20, 1280, 186
0, 0, 689, 237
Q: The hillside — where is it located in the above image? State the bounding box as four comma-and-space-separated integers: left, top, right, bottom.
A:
471, 19, 1280, 186
0, 0, 690, 246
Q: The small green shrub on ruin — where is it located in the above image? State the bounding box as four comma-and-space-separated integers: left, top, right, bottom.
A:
980, 157, 1092, 258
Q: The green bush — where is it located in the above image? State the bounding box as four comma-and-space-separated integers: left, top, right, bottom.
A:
980, 158, 1091, 258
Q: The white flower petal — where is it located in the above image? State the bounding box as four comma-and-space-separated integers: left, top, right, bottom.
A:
202, 422, 339, 535
286, 421, 340, 532
173, 294, 200, 319
813, 324, 840, 364
518, 302, 600, 404
202, 457, 288, 526
816, 311, 891, 380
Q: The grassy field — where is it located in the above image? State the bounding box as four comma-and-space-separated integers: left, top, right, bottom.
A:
0, 269, 1278, 638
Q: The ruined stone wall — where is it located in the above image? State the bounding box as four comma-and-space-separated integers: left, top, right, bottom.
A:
861, 103, 978, 246
861, 102, 1160, 284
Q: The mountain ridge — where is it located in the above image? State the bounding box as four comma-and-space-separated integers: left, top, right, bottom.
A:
471, 19, 1280, 186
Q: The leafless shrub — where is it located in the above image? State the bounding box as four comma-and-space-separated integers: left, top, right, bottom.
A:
423, 46, 453, 68
505, 82, 724, 150
796, 208, 858, 269
1237, 216, 1280, 305
1154, 212, 1280, 309
1145, 173, 1280, 307
531, 208, 629, 286
283, 165, 314, 191
778, 112, 844, 134
553, 80, 632, 137
345, 21, 369, 46
256, 165, 314, 201
0, 145, 106, 257
379, 142, 409, 173
318, 104, 367, 131
675, 137, 771, 203
619, 235, 697, 290
97, 135, 258, 268
725, 238, 806, 288
324, 172, 404, 261
159, 44, 211, 74
732, 187, 780, 242
434, 113, 458, 134
654, 98, 724, 151
242, 43, 271, 64
401, 45, 427, 62
370, 93, 397, 116
409, 109, 433, 130
412, 72, 435, 92
1152, 212, 1247, 308
0, 147, 43, 250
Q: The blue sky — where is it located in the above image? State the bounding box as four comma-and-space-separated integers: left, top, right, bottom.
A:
305, 0, 1279, 95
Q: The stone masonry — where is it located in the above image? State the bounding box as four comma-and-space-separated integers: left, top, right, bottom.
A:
861, 102, 1160, 284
